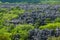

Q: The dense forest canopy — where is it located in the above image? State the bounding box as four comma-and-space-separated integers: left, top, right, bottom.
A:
0, 4, 60, 40
0, 0, 60, 40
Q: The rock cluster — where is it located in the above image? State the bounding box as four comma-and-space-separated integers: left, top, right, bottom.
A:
29, 28, 60, 40
7, 4, 60, 26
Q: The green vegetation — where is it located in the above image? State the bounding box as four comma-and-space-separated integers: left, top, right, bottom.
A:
0, 7, 35, 40
48, 36, 60, 40
0, 3, 60, 40
39, 23, 60, 30
12, 24, 34, 40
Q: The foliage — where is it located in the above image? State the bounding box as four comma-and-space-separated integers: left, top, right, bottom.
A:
0, 27, 11, 40
39, 23, 60, 30
11, 24, 34, 40
44, 18, 51, 24
0, 7, 26, 40
48, 36, 60, 40
54, 17, 60, 23
0, 33, 11, 40
0, 4, 60, 40
0, 7, 25, 25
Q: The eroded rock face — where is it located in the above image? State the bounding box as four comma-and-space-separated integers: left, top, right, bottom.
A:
1, 4, 60, 25
28, 28, 60, 40
1, 4, 60, 40
5, 4, 60, 25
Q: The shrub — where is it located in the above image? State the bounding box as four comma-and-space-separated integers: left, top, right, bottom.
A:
0, 25, 14, 40
54, 17, 60, 23
0, 33, 11, 40
11, 24, 34, 40
39, 23, 60, 30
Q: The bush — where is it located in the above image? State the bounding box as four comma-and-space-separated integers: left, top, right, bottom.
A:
0, 27, 12, 40
0, 33, 11, 40
39, 23, 60, 30
11, 24, 34, 40
54, 17, 60, 23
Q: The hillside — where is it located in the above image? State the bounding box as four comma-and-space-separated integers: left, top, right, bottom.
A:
0, 0, 60, 40
0, 4, 60, 40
